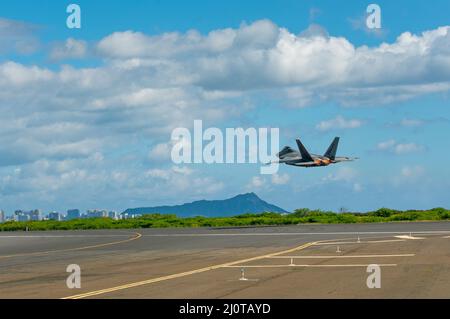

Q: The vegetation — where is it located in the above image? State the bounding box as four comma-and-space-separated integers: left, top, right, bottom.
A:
1, 208, 449, 231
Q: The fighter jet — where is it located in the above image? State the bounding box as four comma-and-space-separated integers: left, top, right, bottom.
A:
271, 137, 357, 168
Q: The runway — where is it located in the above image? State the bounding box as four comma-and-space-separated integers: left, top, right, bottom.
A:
1, 222, 450, 298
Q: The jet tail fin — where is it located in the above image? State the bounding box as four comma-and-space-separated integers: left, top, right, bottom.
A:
324, 137, 339, 160
296, 139, 314, 162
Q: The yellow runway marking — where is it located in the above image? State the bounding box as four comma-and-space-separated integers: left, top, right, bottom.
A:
0, 232, 142, 259
224, 264, 398, 268
62, 241, 316, 299
270, 254, 415, 259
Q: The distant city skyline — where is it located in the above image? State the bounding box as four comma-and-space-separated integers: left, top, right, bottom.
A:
2, 208, 126, 222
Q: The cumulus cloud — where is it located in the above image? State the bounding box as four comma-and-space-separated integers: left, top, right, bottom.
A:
299, 24, 329, 38
316, 115, 364, 131
392, 165, 426, 186
377, 139, 397, 151
323, 166, 358, 183
247, 176, 266, 189
0, 18, 40, 54
353, 183, 363, 192
387, 117, 450, 129
0, 61, 53, 86
321, 167, 363, 194
50, 38, 88, 60
399, 119, 425, 127
271, 173, 290, 185
376, 140, 424, 155
0, 60, 240, 168
0, 158, 225, 211
148, 142, 173, 161
246, 173, 290, 191
348, 13, 388, 38
1, 18, 450, 210
394, 143, 424, 154
93, 20, 450, 104
401, 165, 425, 178
97, 20, 278, 59
145, 166, 222, 195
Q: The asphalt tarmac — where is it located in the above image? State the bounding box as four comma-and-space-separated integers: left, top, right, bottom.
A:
1, 221, 450, 298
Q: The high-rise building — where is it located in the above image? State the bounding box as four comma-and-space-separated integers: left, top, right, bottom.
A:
0, 210, 5, 223
108, 211, 119, 220
14, 209, 42, 222
48, 212, 62, 221
87, 209, 108, 218
67, 209, 81, 220
14, 211, 30, 222
29, 209, 42, 221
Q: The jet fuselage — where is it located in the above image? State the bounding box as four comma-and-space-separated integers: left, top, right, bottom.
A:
274, 138, 357, 168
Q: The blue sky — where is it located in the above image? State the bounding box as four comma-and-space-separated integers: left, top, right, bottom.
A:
1, 0, 450, 214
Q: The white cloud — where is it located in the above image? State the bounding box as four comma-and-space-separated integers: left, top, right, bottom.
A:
97, 20, 278, 59
271, 173, 290, 185
92, 21, 450, 104
323, 166, 358, 183
377, 139, 397, 151
316, 115, 364, 131
400, 119, 424, 127
144, 166, 222, 195
0, 61, 53, 86
392, 165, 426, 186
394, 143, 424, 155
171, 166, 193, 175
377, 140, 424, 155
1, 19, 450, 210
299, 167, 362, 194
348, 14, 387, 38
247, 176, 266, 189
0, 18, 40, 54
50, 38, 87, 60
353, 183, 363, 192
145, 166, 192, 180
401, 165, 425, 178
148, 142, 173, 161
145, 168, 171, 180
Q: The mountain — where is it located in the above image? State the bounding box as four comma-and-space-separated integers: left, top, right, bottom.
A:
123, 193, 288, 217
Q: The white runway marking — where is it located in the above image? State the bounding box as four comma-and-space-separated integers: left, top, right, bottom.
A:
270, 254, 415, 259
313, 239, 406, 245
395, 235, 425, 240
224, 264, 398, 268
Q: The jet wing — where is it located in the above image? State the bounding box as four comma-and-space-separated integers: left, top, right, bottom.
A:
266, 157, 302, 165
286, 161, 317, 166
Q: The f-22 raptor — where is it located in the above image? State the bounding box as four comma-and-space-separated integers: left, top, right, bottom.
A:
272, 137, 358, 168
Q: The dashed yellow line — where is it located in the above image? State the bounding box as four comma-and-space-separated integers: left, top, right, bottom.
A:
270, 254, 415, 259
61, 241, 316, 299
0, 232, 142, 259
224, 264, 398, 268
